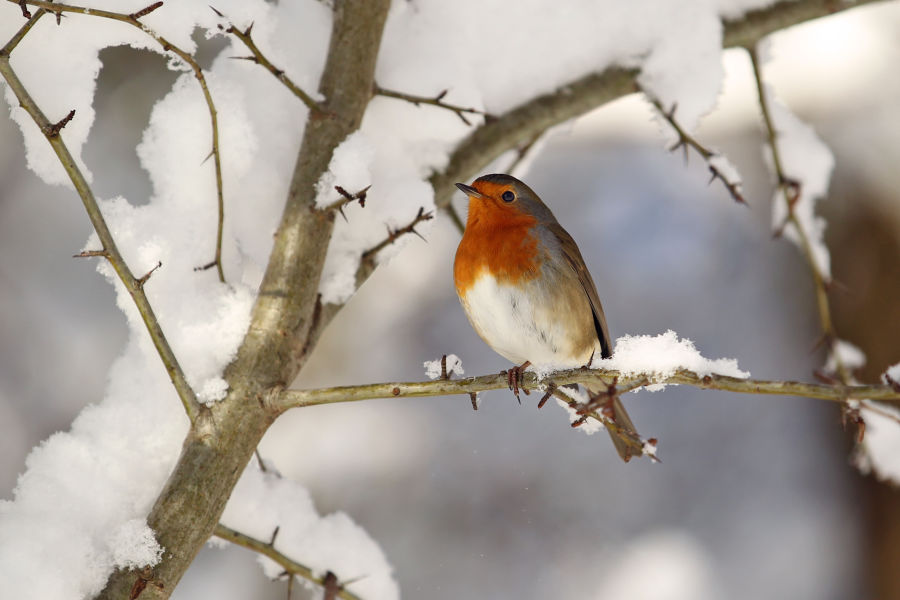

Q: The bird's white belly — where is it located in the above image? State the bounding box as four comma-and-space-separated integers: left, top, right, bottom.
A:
459, 273, 590, 368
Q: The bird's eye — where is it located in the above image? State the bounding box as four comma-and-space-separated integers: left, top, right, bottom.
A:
501, 190, 515, 203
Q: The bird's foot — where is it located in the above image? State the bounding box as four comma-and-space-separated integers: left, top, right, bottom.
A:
504, 361, 531, 404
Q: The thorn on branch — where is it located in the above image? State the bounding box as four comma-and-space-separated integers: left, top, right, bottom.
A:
322, 571, 342, 600
813, 368, 841, 386
571, 415, 589, 428
645, 94, 746, 204
269, 525, 280, 546
129, 1, 164, 20
324, 185, 371, 220
215, 8, 324, 113
537, 382, 557, 409
842, 403, 866, 443
135, 261, 162, 289
373, 83, 488, 126
469, 392, 478, 411
771, 177, 803, 238
194, 260, 218, 272
45, 109, 75, 137
360, 207, 434, 263
17, 0, 30, 18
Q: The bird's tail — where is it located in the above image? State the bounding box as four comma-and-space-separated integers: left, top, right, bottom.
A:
605, 395, 638, 462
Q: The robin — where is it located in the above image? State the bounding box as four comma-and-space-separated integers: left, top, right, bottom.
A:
453, 173, 638, 461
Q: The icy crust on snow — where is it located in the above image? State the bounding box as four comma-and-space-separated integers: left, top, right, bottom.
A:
602, 330, 749, 391
220, 466, 400, 599
0, 0, 781, 597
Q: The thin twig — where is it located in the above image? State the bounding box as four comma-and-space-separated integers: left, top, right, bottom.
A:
359, 207, 433, 265
0, 6, 46, 56
374, 84, 487, 126
322, 185, 370, 220
10, 0, 228, 283
0, 9, 202, 422
213, 524, 364, 600
274, 367, 900, 413
747, 46, 847, 382
212, 7, 325, 114
645, 94, 746, 204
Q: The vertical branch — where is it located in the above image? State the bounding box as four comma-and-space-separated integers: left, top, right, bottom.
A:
96, 1, 393, 598
747, 46, 848, 382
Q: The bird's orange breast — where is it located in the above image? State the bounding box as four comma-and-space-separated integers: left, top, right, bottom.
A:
454, 204, 541, 295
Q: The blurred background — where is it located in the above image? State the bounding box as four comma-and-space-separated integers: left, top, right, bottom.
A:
2, 3, 899, 599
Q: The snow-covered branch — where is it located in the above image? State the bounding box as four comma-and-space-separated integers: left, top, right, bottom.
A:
428, 0, 881, 212
10, 0, 229, 282
0, 8, 203, 423
214, 524, 364, 600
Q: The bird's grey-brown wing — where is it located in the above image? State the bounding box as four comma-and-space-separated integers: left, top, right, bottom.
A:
548, 223, 637, 461
548, 223, 612, 359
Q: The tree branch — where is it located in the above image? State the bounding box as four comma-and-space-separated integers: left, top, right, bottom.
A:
0, 10, 202, 422
273, 367, 900, 413
96, 1, 393, 597
747, 46, 847, 381
373, 84, 487, 125
11, 0, 229, 282
429, 0, 881, 214
213, 524, 363, 600
213, 8, 326, 114
644, 93, 747, 204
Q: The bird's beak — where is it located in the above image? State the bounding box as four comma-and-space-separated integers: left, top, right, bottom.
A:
455, 182, 487, 199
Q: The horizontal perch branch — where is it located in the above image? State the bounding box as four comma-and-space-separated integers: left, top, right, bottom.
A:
273, 367, 900, 413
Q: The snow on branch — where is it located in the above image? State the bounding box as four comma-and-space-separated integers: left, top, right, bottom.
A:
274, 341, 900, 412
10, 0, 230, 282
0, 9, 202, 423
216, 465, 398, 599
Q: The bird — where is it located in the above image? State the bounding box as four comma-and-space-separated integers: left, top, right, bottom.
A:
453, 173, 638, 461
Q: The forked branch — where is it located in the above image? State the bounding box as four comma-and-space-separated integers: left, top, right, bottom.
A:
9, 0, 229, 282
0, 9, 201, 421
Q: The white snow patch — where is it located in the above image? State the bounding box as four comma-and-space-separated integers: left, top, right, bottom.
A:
314, 131, 375, 209
855, 402, 900, 486
883, 362, 900, 386
762, 72, 835, 278
424, 354, 464, 380
825, 339, 866, 374
220, 465, 399, 600
107, 519, 164, 570
601, 330, 749, 391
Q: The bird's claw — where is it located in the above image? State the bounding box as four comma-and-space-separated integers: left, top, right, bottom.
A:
505, 361, 531, 404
